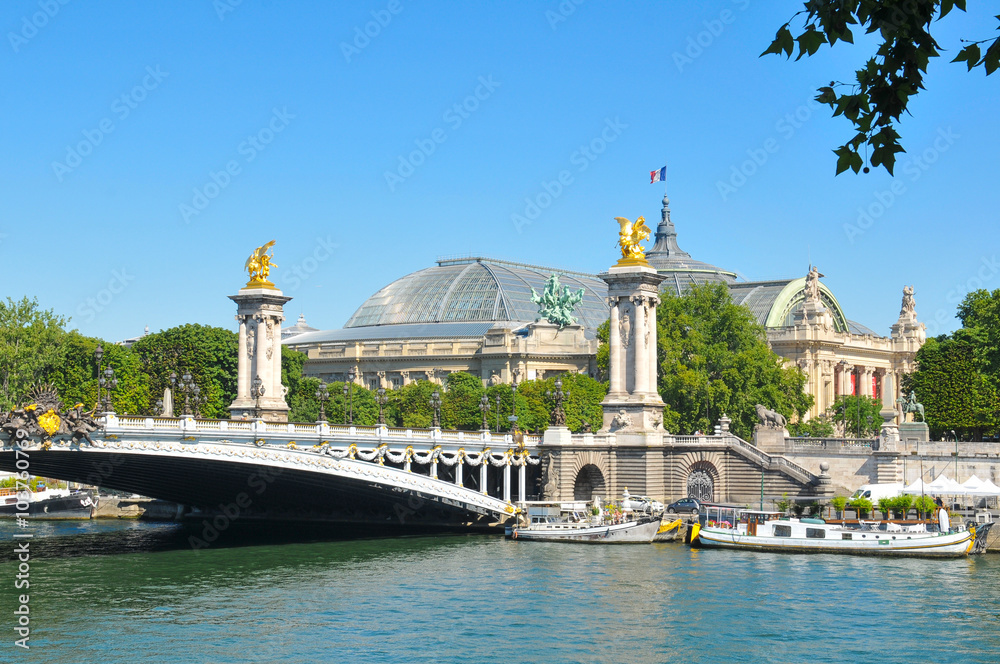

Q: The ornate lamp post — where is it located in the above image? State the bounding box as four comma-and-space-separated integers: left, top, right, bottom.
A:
479, 394, 491, 431
99, 367, 118, 414
316, 382, 330, 422
156, 398, 164, 416
429, 390, 442, 429
494, 393, 501, 431
375, 387, 388, 425
190, 384, 205, 418
176, 372, 199, 416
344, 367, 356, 425
546, 378, 568, 427
508, 383, 519, 431
250, 375, 265, 419
94, 344, 104, 411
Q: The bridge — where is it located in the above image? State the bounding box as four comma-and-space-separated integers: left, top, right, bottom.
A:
0, 414, 541, 530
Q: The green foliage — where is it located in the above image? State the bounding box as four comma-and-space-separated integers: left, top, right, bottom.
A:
903, 335, 1000, 440
0, 297, 68, 411
958, 289, 1000, 384
831, 496, 848, 514
130, 324, 239, 418
788, 415, 835, 438
829, 395, 884, 438
776, 492, 791, 514
763, 1, 999, 175
913, 494, 937, 518
892, 494, 913, 519
877, 497, 894, 518
441, 372, 486, 430
388, 380, 436, 429
596, 319, 609, 382
655, 283, 812, 439
849, 496, 872, 517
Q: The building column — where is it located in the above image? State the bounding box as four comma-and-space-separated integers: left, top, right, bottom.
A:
648, 296, 660, 396
632, 295, 648, 396
271, 315, 284, 404
480, 462, 488, 495
455, 459, 463, 487
236, 315, 248, 400
518, 462, 526, 502
608, 297, 623, 395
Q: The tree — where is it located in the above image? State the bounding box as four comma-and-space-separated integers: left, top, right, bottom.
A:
130, 324, 239, 418
957, 288, 1000, 383
788, 415, 835, 438
655, 283, 813, 439
764, 1, 999, 175
441, 372, 485, 430
0, 297, 67, 411
903, 334, 1000, 440
829, 395, 884, 438
387, 380, 436, 429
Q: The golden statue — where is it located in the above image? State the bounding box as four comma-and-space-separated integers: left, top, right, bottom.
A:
614, 216, 652, 266
245, 241, 278, 287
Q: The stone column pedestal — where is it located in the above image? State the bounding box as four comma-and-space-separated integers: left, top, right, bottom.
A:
228, 285, 292, 422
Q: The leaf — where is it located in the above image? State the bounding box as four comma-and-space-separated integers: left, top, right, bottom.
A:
761, 25, 794, 57
953, 43, 981, 71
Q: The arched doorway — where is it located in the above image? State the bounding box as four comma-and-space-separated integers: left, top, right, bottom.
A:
574, 464, 606, 501
687, 462, 717, 502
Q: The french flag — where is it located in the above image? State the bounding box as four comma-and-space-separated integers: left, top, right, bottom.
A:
650, 166, 666, 184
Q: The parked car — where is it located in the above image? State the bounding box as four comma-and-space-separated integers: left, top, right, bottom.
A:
621, 495, 664, 513
666, 497, 701, 514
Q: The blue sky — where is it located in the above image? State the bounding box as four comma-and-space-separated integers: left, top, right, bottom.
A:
3, 1, 997, 342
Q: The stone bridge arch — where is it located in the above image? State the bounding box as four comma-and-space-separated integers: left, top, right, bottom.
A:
569, 451, 610, 502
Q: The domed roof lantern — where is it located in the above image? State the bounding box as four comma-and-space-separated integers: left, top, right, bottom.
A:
648, 193, 691, 258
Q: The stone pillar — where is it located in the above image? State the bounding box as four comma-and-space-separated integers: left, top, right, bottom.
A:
648, 295, 659, 394
228, 285, 292, 422
598, 263, 666, 433
608, 297, 623, 395
455, 460, 463, 487
518, 462, 526, 503
236, 316, 248, 400
632, 295, 648, 396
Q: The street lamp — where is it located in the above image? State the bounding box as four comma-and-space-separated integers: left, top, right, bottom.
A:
99, 367, 118, 414
250, 375, 265, 419
344, 368, 356, 425
375, 387, 388, 425
429, 390, 442, 428
494, 393, 501, 431
479, 394, 491, 431
94, 344, 104, 411
508, 383, 519, 431
316, 382, 330, 422
177, 373, 199, 416
190, 384, 205, 418
546, 378, 568, 427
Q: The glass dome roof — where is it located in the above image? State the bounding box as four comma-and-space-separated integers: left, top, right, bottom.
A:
344, 257, 610, 331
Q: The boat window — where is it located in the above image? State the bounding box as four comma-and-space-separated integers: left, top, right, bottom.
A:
805, 528, 825, 539
842, 533, 853, 540
773, 525, 792, 537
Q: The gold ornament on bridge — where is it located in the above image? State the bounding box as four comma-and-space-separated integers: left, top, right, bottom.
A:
244, 240, 278, 288
37, 408, 61, 436
614, 216, 652, 266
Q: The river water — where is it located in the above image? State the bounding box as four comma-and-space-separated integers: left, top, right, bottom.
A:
2, 520, 1000, 664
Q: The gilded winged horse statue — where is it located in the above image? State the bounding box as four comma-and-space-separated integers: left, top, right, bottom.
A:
614, 216, 651, 264
245, 240, 278, 286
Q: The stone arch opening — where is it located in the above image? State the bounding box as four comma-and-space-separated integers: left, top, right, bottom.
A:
573, 464, 606, 502
687, 461, 718, 502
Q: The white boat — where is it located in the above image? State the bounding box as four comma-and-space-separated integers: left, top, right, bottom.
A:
506, 502, 661, 543
691, 504, 992, 558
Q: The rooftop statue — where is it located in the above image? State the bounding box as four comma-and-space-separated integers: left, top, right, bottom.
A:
531, 274, 585, 328
804, 265, 824, 303
614, 216, 651, 265
900, 285, 916, 318
245, 240, 278, 287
